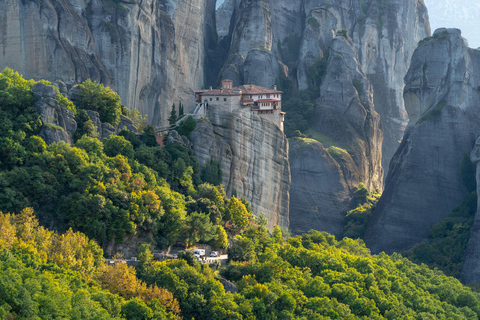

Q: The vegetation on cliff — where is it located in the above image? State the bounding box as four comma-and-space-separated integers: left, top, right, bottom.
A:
0, 68, 240, 250
2, 68, 480, 319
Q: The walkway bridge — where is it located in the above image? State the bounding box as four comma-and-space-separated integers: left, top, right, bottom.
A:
155, 103, 207, 134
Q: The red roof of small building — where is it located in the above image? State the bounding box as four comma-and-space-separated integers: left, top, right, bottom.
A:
238, 85, 282, 95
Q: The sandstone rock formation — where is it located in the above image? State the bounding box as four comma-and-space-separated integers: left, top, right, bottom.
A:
0, 0, 216, 126
214, 0, 429, 235
290, 36, 382, 236
216, 0, 429, 172
190, 106, 290, 230
33, 83, 77, 145
365, 29, 480, 254
289, 138, 351, 235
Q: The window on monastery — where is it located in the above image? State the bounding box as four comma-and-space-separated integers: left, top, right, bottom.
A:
224, 98, 227, 101
210, 98, 212, 101
216, 97, 219, 101
266, 94, 270, 98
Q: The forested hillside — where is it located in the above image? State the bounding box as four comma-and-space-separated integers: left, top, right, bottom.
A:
2, 68, 480, 319
0, 68, 237, 252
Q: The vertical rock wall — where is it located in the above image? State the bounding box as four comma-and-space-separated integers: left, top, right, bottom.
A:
215, 0, 429, 236
365, 29, 480, 254
290, 36, 383, 235
0, 0, 216, 126
190, 106, 291, 230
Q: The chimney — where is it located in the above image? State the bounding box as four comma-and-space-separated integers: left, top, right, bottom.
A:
222, 79, 233, 90
273, 85, 277, 91
209, 86, 212, 91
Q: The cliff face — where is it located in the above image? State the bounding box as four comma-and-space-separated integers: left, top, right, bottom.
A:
290, 36, 383, 235
215, 0, 429, 236
365, 29, 480, 254
462, 138, 480, 284
0, 0, 215, 126
217, 0, 429, 171
190, 106, 290, 230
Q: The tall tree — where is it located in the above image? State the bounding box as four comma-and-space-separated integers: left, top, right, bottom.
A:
178, 101, 184, 117
168, 104, 177, 126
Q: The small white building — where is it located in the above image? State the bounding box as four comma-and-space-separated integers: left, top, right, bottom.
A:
195, 80, 285, 131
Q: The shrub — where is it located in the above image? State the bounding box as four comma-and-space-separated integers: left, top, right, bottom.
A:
75, 79, 122, 126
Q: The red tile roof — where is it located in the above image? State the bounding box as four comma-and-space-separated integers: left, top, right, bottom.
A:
195, 84, 282, 97
238, 85, 282, 95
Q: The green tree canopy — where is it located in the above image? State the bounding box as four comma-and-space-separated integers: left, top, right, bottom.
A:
75, 79, 122, 126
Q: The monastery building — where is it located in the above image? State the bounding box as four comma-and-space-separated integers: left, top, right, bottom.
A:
194, 80, 285, 131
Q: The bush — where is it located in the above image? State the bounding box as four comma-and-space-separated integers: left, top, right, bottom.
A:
75, 79, 122, 126
103, 135, 135, 159
201, 159, 223, 185
176, 116, 197, 138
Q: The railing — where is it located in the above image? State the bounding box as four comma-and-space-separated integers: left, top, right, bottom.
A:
155, 103, 207, 134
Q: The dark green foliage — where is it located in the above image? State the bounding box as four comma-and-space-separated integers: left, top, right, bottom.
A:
4, 69, 480, 320
186, 198, 222, 225
352, 79, 364, 96
417, 100, 447, 124
406, 192, 477, 278
201, 159, 223, 186
337, 29, 349, 40
103, 135, 135, 159
121, 298, 153, 319
75, 79, 122, 126
282, 97, 315, 137
121, 105, 131, 117
178, 102, 184, 117
342, 184, 381, 239
139, 125, 158, 147
177, 251, 197, 266
168, 104, 177, 126
0, 68, 41, 138
183, 211, 215, 246
74, 109, 99, 141
220, 229, 480, 319
307, 17, 320, 29
461, 151, 476, 192
280, 51, 329, 137
307, 51, 329, 90
176, 116, 197, 138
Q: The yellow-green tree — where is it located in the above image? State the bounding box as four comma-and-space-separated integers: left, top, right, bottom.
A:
226, 196, 252, 230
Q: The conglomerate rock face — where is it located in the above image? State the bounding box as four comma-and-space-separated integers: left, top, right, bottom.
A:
190, 106, 291, 230
0, 0, 216, 126
365, 29, 480, 255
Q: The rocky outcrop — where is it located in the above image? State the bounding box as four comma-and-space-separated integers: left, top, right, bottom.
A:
167, 130, 193, 148
289, 36, 383, 236
365, 29, 480, 254
0, 0, 216, 126
190, 106, 290, 230
85, 110, 137, 140
289, 138, 351, 235
33, 83, 77, 145
220, 279, 238, 293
